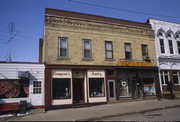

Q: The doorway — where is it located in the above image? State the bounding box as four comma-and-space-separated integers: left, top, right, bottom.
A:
108, 80, 116, 101
73, 78, 84, 103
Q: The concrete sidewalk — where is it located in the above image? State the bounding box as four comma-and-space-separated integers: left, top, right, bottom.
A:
3, 98, 180, 121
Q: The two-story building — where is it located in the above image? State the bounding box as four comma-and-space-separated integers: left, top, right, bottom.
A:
40, 8, 160, 110
148, 19, 180, 95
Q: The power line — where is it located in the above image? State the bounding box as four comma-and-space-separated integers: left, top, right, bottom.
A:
68, 0, 180, 19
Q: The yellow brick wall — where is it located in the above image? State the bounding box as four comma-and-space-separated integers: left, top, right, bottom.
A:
42, 17, 157, 66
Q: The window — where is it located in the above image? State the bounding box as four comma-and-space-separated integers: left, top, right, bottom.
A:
83, 39, 91, 58
177, 41, 180, 54
173, 71, 179, 84
160, 70, 169, 85
124, 43, 132, 60
52, 78, 71, 99
33, 81, 41, 94
159, 39, 165, 53
105, 41, 113, 59
168, 40, 174, 54
89, 78, 104, 97
0, 79, 29, 99
141, 44, 149, 61
59, 37, 68, 58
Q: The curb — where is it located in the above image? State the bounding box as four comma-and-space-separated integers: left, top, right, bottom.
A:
76, 104, 180, 121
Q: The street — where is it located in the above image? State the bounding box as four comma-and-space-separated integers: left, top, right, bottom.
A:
98, 107, 180, 121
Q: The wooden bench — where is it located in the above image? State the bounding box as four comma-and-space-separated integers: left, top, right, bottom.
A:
0, 102, 19, 113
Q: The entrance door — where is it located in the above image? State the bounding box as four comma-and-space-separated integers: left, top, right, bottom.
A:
73, 78, 84, 103
119, 79, 129, 97
131, 78, 138, 98
108, 80, 116, 101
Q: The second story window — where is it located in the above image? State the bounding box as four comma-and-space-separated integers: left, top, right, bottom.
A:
83, 39, 91, 58
141, 44, 149, 61
159, 39, 165, 54
177, 41, 180, 54
124, 43, 132, 60
105, 41, 113, 59
59, 37, 68, 58
168, 40, 174, 54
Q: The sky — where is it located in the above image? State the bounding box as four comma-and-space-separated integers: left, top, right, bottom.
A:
0, 0, 180, 62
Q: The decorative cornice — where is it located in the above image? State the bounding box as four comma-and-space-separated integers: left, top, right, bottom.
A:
45, 16, 154, 38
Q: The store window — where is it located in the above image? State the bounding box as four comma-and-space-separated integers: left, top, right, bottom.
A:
52, 78, 71, 99
105, 41, 113, 59
83, 39, 91, 58
168, 40, 174, 54
159, 39, 165, 54
143, 78, 155, 96
124, 43, 132, 60
160, 70, 169, 85
33, 81, 41, 94
59, 37, 68, 58
89, 78, 104, 97
173, 71, 179, 84
0, 79, 29, 99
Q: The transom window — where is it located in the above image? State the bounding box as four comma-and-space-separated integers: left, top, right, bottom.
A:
59, 37, 68, 58
105, 41, 113, 59
33, 81, 41, 94
83, 39, 91, 58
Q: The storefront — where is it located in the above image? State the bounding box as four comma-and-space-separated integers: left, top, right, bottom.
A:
116, 61, 160, 99
45, 65, 109, 110
0, 62, 45, 112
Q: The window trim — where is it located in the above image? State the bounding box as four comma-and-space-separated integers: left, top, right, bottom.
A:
82, 39, 92, 59
58, 37, 68, 58
105, 41, 113, 59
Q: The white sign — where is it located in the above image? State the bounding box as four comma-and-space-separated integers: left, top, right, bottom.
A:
52, 70, 72, 78
88, 70, 105, 78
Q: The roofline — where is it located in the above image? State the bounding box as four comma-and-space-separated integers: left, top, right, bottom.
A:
0, 61, 44, 64
147, 18, 180, 25
45, 8, 151, 29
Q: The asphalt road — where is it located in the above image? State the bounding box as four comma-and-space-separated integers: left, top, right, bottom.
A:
98, 107, 180, 121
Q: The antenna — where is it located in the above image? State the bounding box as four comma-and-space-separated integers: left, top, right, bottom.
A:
6, 23, 19, 62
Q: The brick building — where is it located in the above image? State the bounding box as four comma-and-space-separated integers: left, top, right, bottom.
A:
40, 8, 160, 109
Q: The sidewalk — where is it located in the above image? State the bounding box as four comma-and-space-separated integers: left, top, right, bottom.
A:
3, 98, 180, 121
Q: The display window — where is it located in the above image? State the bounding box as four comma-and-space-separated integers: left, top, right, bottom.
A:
0, 79, 29, 99
52, 78, 71, 99
89, 78, 104, 97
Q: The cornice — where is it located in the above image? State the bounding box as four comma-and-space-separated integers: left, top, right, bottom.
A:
45, 16, 154, 38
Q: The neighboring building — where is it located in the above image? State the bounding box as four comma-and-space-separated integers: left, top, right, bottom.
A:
0, 62, 45, 112
40, 8, 160, 110
148, 19, 180, 95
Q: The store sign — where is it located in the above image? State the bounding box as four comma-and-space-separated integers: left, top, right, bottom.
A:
88, 70, 105, 78
52, 70, 71, 78
117, 61, 153, 67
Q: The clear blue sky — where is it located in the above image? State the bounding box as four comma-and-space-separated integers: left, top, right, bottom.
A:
0, 0, 180, 62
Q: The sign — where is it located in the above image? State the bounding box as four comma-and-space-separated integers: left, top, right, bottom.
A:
52, 70, 72, 78
117, 61, 153, 67
88, 70, 105, 78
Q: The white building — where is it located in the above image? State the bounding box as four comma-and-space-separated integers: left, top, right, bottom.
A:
148, 19, 180, 94
0, 62, 45, 112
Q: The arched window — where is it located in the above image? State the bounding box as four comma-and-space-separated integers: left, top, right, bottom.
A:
166, 30, 174, 54
175, 31, 180, 54
157, 28, 166, 54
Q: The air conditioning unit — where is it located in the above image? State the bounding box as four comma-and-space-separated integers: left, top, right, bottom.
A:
18, 71, 29, 79
144, 56, 151, 62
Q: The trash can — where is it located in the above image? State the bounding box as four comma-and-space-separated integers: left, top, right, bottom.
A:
19, 100, 27, 114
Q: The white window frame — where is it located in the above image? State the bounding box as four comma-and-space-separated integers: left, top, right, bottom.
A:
105, 41, 113, 59
83, 39, 91, 59
33, 81, 41, 94
58, 37, 68, 58
160, 70, 170, 85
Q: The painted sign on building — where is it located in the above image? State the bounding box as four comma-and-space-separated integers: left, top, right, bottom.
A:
117, 61, 153, 67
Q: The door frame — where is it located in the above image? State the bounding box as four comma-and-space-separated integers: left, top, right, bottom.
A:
108, 80, 116, 101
